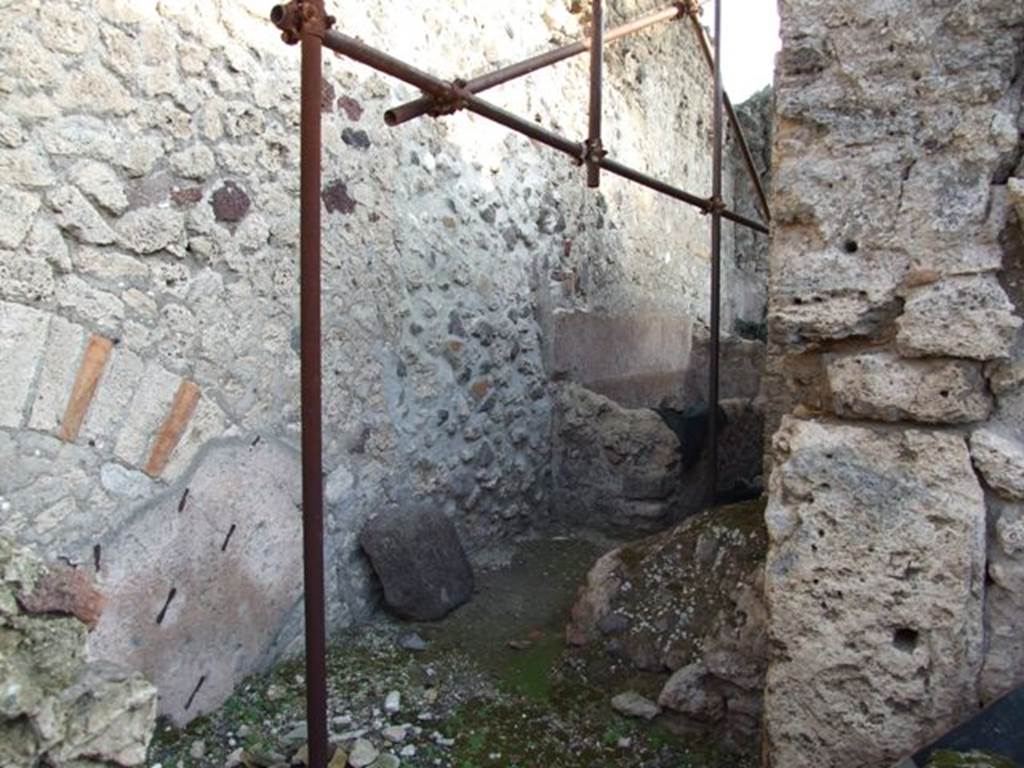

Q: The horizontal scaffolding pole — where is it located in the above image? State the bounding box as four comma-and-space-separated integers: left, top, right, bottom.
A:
384, 3, 686, 127
321, 28, 769, 235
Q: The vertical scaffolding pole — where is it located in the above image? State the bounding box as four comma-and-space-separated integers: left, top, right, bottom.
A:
586, 0, 604, 187
707, 0, 723, 505
298, 6, 329, 768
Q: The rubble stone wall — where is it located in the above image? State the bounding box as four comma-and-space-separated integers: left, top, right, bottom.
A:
0, 0, 765, 723
763, 2, 1024, 766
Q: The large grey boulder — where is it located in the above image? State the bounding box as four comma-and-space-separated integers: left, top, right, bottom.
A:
360, 506, 474, 621
763, 418, 986, 768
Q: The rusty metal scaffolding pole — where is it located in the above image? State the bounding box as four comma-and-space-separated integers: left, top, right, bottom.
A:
686, 9, 771, 224
321, 28, 768, 234
586, 0, 604, 187
384, 3, 685, 127
707, 0, 724, 506
270, 1, 331, 767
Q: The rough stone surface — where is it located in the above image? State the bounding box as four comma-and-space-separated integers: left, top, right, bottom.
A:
0, 538, 156, 767
568, 502, 768, 740
360, 507, 474, 622
970, 428, 1024, 501
980, 500, 1024, 703
897, 275, 1022, 361
764, 419, 986, 768
88, 439, 310, 724
827, 352, 993, 424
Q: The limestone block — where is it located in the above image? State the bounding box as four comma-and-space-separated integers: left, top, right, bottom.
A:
0, 250, 56, 304
71, 246, 150, 284
27, 315, 86, 434
82, 345, 145, 449
897, 275, 1021, 361
112, 361, 181, 465
970, 429, 1024, 501
0, 302, 49, 428
827, 352, 992, 424
981, 501, 1024, 703
49, 185, 115, 245
764, 419, 985, 768
118, 207, 185, 255
0, 147, 56, 188
69, 160, 129, 215
0, 185, 40, 248
88, 440, 304, 725
54, 275, 125, 333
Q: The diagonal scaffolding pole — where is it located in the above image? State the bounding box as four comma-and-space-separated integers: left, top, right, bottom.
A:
686, 8, 771, 223
384, 3, 686, 127
321, 27, 768, 233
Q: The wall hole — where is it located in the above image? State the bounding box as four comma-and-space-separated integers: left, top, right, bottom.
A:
843, 240, 859, 253
177, 488, 190, 513
893, 627, 919, 653
93, 543, 102, 573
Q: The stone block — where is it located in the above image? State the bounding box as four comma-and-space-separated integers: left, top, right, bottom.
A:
764, 419, 985, 768
827, 352, 992, 424
112, 361, 181, 465
0, 184, 40, 248
82, 344, 145, 449
897, 275, 1021, 361
27, 315, 86, 434
548, 311, 692, 408
360, 506, 474, 621
88, 439, 304, 724
981, 501, 1024, 704
970, 429, 1024, 501
0, 301, 49, 428
48, 184, 115, 245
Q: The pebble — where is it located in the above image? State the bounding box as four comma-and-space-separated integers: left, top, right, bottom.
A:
617, 737, 633, 749
381, 725, 407, 743
348, 738, 379, 768
266, 684, 285, 701
238, 724, 252, 738
384, 691, 401, 714
370, 755, 400, 768
189, 740, 205, 759
398, 632, 428, 652
225, 748, 244, 767
610, 691, 661, 720
399, 745, 416, 758
282, 722, 308, 744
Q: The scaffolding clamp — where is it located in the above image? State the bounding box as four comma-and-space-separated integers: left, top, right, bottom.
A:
271, 0, 335, 45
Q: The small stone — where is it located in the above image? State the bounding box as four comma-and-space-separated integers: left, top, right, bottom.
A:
190, 740, 206, 759
337, 95, 363, 121
322, 180, 356, 215
384, 691, 401, 714
341, 128, 371, 150
291, 744, 309, 765
610, 691, 661, 720
0, 184, 40, 248
328, 747, 348, 768
225, 747, 244, 767
398, 745, 416, 758
238, 724, 252, 738
211, 180, 251, 222
282, 722, 308, 744
617, 737, 632, 749
69, 160, 128, 214
267, 684, 285, 701
119, 207, 184, 254
49, 184, 115, 244
397, 632, 428, 652
347, 738, 379, 768
380, 725, 406, 743
370, 755, 400, 768
18, 563, 106, 628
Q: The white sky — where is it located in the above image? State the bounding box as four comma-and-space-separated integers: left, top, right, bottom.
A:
708, 0, 781, 102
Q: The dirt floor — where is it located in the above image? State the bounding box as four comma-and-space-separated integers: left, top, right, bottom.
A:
148, 535, 759, 768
